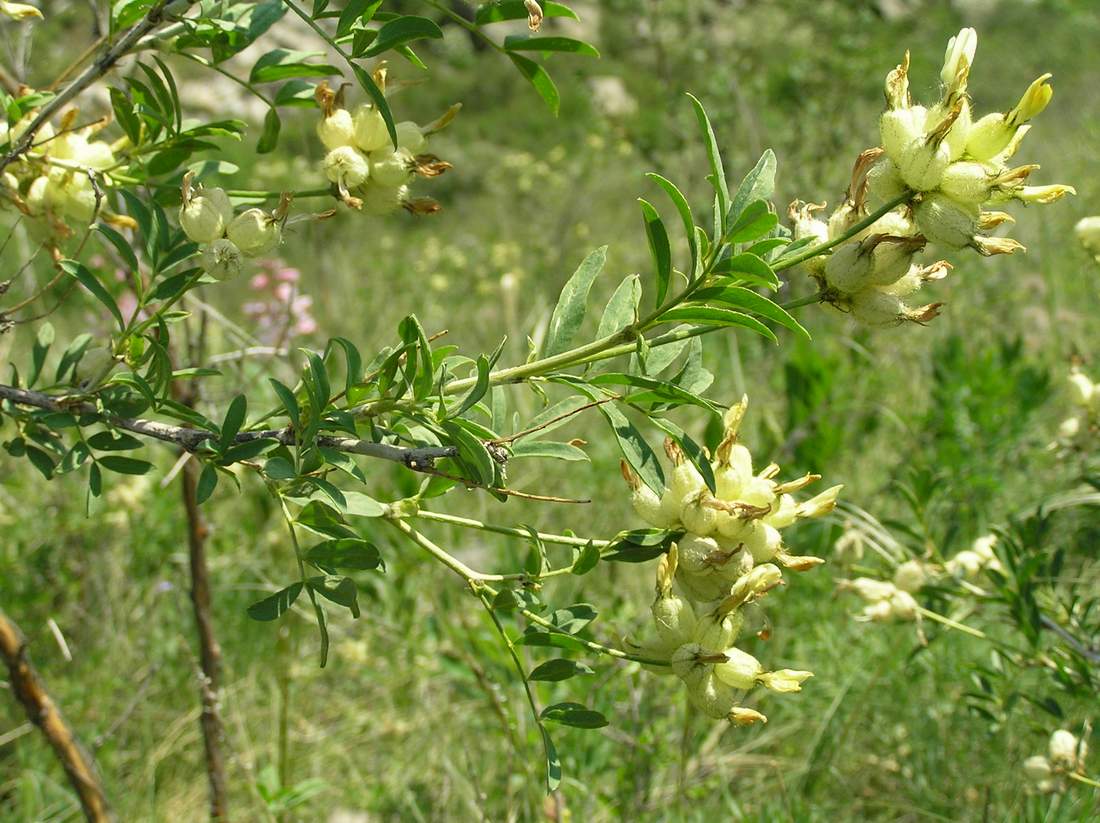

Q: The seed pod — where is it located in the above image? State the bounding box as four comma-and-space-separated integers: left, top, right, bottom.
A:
914, 193, 979, 249
369, 148, 414, 187
199, 238, 244, 281
179, 184, 233, 244
352, 104, 390, 152
227, 208, 281, 257
316, 108, 355, 151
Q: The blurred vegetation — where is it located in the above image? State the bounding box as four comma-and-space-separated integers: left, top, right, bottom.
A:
2, 0, 1100, 820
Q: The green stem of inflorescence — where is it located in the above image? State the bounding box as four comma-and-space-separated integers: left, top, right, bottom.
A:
442, 191, 912, 397
386, 516, 669, 666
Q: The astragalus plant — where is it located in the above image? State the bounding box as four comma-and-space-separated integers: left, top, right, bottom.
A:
0, 4, 1086, 817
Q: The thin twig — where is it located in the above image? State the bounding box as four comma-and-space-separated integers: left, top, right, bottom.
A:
181, 456, 231, 820
0, 383, 458, 470
0, 610, 114, 822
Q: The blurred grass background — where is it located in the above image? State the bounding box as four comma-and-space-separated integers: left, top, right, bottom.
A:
3, 0, 1100, 819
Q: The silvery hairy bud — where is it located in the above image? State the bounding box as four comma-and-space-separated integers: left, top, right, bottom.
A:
864, 235, 927, 287
179, 172, 233, 244
687, 671, 739, 719
865, 158, 908, 205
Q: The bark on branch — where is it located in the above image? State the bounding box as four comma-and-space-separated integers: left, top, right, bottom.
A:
0, 383, 458, 470
0, 610, 113, 822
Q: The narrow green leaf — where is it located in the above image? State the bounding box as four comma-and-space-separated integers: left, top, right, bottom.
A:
196, 463, 218, 503
541, 702, 609, 729
351, 65, 397, 146
510, 440, 589, 461
256, 107, 280, 153
729, 149, 777, 226
59, 260, 123, 328
571, 541, 600, 576
305, 538, 382, 571
596, 274, 641, 340
218, 395, 248, 452
686, 93, 729, 224
650, 417, 716, 494
528, 658, 594, 682
475, 1, 579, 24
693, 286, 809, 339
247, 582, 303, 621
308, 575, 360, 618
250, 49, 340, 83
657, 306, 777, 343
543, 246, 608, 357
452, 354, 490, 419
646, 173, 697, 278
94, 223, 140, 274
597, 400, 664, 493
269, 378, 300, 428
507, 54, 559, 116
99, 455, 154, 475
504, 35, 598, 57
726, 199, 778, 243
363, 15, 443, 57
713, 252, 780, 291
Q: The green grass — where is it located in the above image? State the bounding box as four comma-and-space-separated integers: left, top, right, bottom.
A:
3, 1, 1100, 820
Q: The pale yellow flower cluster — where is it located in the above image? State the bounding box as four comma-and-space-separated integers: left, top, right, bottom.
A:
623, 398, 840, 725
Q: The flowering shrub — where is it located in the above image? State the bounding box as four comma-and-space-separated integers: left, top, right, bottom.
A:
0, 3, 1093, 817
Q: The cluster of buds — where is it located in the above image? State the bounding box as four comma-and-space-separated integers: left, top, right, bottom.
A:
0, 107, 131, 248
1055, 364, 1100, 451
1076, 216, 1100, 263
179, 172, 287, 281
840, 534, 1001, 624
622, 397, 840, 724
1024, 728, 1091, 793
791, 28, 1073, 326
314, 77, 456, 215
